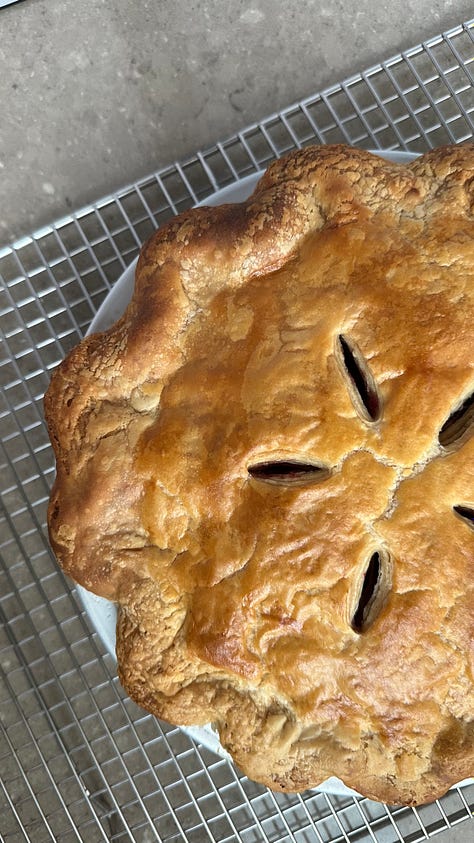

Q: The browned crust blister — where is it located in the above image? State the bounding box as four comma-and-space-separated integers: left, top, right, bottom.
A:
45, 144, 474, 804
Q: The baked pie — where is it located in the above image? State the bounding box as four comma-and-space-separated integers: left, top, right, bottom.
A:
45, 143, 474, 804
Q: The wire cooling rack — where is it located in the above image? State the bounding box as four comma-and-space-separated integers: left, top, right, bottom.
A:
1, 17, 474, 843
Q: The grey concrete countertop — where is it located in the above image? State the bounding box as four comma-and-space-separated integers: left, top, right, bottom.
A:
0, 0, 473, 250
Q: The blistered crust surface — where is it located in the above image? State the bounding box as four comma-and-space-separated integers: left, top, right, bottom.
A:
45, 144, 474, 804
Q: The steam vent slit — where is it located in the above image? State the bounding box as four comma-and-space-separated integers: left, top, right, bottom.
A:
337, 334, 382, 423
453, 505, 474, 528
439, 391, 474, 449
351, 551, 389, 634
247, 460, 330, 487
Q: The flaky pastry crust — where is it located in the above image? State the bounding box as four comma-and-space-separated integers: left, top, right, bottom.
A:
45, 144, 474, 804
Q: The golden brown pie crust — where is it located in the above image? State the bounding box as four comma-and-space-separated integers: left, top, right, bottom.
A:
44, 144, 474, 804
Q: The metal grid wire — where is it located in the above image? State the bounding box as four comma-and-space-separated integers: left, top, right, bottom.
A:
1, 17, 474, 843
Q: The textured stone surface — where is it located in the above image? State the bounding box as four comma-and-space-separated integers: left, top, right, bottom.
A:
0, 0, 472, 247
436, 823, 474, 843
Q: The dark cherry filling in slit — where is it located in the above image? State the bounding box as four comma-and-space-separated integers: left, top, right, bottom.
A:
248, 460, 329, 486
338, 334, 382, 423
351, 551, 382, 634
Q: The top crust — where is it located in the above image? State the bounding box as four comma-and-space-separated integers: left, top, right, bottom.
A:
45, 144, 474, 804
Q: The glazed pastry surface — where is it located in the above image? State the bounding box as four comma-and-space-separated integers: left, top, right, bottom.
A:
45, 144, 474, 804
